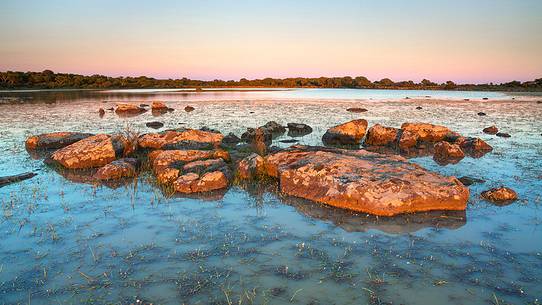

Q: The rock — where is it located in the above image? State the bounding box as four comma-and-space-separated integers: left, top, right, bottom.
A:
262, 121, 286, 135
237, 153, 265, 180
482, 98, 488, 100
94, 158, 139, 180
151, 101, 168, 110
151, 149, 230, 184
140, 104, 149, 108
496, 132, 511, 138
184, 106, 195, 112
346, 107, 368, 113
98, 108, 105, 118
146, 121, 164, 129
253, 128, 269, 155
397, 130, 419, 150
458, 176, 485, 186
50, 134, 135, 169
287, 123, 312, 137
173, 171, 228, 194
241, 127, 272, 145
138, 129, 224, 150
477, 112, 487, 116
279, 139, 298, 143
433, 141, 465, 165
0, 172, 37, 187
483, 125, 498, 135
25, 132, 94, 150
364, 124, 399, 146
322, 119, 368, 146
481, 187, 518, 203
222, 133, 241, 146
182, 158, 229, 176
455, 137, 493, 158
200, 126, 221, 133
400, 123, 451, 142
115, 103, 147, 117
262, 146, 469, 216
416, 106, 423, 110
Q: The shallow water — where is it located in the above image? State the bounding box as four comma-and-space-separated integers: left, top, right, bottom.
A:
0, 89, 541, 304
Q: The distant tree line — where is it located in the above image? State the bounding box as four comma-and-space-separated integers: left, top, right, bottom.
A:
1, 70, 541, 91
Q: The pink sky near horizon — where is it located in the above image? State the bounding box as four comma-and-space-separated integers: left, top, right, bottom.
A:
1, 0, 541, 84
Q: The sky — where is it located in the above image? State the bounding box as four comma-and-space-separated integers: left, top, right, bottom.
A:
1, 0, 541, 83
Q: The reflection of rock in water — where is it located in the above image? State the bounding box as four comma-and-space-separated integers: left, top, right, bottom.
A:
168, 187, 227, 201
241, 183, 465, 233
283, 195, 466, 234
48, 166, 134, 189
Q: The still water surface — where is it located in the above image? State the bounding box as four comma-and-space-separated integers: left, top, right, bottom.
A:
0, 89, 541, 304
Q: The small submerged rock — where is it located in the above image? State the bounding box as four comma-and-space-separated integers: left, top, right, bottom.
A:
184, 106, 195, 112
458, 176, 485, 186
279, 139, 298, 143
496, 132, 511, 138
477, 112, 487, 116
481, 187, 518, 203
483, 125, 498, 135
416, 106, 423, 110
322, 119, 368, 146
146, 121, 164, 129
98, 108, 105, 118
346, 107, 368, 113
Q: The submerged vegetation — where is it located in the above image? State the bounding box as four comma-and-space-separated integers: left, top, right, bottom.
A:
1, 70, 542, 91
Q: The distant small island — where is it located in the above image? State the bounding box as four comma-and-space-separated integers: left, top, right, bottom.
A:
1, 70, 541, 91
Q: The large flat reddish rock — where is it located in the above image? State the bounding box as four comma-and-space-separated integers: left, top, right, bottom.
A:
50, 134, 135, 169
25, 132, 94, 150
139, 129, 224, 150
263, 146, 468, 216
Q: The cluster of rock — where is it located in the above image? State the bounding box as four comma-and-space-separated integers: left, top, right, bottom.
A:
23, 116, 517, 216
322, 119, 494, 165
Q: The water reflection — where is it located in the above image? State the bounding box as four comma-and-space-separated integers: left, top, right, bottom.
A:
242, 184, 466, 233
